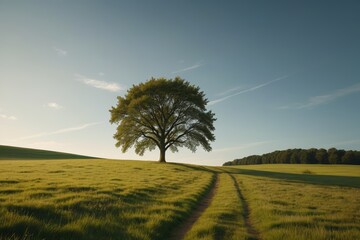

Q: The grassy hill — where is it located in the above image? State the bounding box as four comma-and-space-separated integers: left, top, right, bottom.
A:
0, 159, 359, 240
0, 159, 214, 240
0, 145, 97, 160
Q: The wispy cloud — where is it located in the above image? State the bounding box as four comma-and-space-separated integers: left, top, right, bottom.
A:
75, 74, 123, 92
213, 141, 270, 153
18, 122, 102, 140
217, 86, 245, 96
281, 82, 360, 109
46, 102, 63, 110
0, 114, 17, 121
54, 47, 67, 56
209, 75, 289, 106
172, 63, 204, 74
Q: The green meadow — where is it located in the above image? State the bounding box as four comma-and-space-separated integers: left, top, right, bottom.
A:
225, 165, 360, 240
0, 160, 213, 240
0, 159, 359, 240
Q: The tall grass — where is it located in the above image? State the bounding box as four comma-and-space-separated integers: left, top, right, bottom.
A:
184, 173, 248, 240
1, 160, 359, 240
231, 164, 360, 177
229, 165, 360, 240
0, 159, 213, 240
225, 164, 360, 188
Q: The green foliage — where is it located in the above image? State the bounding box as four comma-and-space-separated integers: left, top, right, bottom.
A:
224, 148, 360, 166
315, 149, 328, 164
110, 77, 216, 162
0, 145, 96, 160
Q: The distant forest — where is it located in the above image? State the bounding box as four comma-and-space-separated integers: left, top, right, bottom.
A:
223, 148, 360, 166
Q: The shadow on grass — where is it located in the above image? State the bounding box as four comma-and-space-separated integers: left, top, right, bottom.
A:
169, 163, 216, 173
269, 221, 360, 231
0, 219, 127, 240
222, 167, 360, 188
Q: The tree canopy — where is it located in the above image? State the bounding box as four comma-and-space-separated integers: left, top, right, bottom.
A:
110, 77, 216, 162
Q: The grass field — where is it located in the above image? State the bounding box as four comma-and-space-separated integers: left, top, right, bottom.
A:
183, 173, 249, 240
0, 160, 214, 239
0, 156, 359, 240
225, 164, 360, 240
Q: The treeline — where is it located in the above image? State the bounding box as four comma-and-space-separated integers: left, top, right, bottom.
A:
223, 148, 360, 166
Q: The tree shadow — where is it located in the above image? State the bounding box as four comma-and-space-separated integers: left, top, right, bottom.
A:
269, 221, 360, 231
222, 167, 360, 188
169, 163, 217, 173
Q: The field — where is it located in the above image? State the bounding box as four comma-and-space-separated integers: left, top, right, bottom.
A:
0, 160, 213, 240
0, 159, 359, 240
225, 165, 360, 240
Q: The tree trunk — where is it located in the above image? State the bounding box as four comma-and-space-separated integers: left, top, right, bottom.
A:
159, 147, 166, 163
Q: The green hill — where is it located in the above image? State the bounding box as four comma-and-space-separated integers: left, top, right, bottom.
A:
0, 145, 97, 160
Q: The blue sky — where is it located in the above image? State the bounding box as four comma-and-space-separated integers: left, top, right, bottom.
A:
1, 0, 359, 165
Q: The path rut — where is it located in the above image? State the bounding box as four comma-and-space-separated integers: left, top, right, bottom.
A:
169, 174, 219, 240
230, 174, 261, 240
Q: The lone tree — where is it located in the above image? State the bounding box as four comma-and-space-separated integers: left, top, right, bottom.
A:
110, 77, 216, 162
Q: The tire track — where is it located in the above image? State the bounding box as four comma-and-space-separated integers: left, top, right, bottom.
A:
229, 174, 261, 240
169, 174, 219, 240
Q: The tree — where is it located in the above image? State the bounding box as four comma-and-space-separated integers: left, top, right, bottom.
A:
328, 148, 340, 164
109, 77, 216, 163
315, 148, 328, 164
290, 150, 300, 164
307, 148, 317, 164
342, 151, 355, 164
299, 150, 309, 164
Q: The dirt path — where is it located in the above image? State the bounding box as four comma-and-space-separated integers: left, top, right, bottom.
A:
169, 174, 219, 240
230, 174, 261, 240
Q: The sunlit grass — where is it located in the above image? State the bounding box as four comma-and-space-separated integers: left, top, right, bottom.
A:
224, 164, 360, 188
184, 173, 248, 240
1, 160, 359, 240
0, 159, 213, 240
228, 165, 360, 240
231, 164, 360, 177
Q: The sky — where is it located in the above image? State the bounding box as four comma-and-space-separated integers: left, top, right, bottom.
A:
1, 0, 360, 166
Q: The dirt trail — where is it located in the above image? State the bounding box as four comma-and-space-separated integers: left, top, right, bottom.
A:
169, 174, 219, 240
230, 174, 261, 240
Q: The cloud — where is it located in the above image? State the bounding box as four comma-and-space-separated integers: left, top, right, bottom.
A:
172, 63, 204, 74
54, 47, 67, 56
0, 114, 17, 121
17, 122, 102, 140
98, 72, 105, 76
209, 75, 289, 106
46, 102, 63, 110
281, 82, 360, 109
217, 86, 246, 96
75, 74, 122, 92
